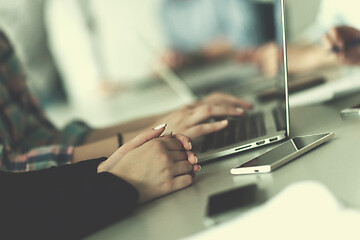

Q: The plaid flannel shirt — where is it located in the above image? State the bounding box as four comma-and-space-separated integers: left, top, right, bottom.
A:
0, 30, 91, 172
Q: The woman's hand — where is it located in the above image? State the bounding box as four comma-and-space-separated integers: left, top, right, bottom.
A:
107, 127, 199, 203
236, 42, 280, 77
154, 103, 245, 139
151, 92, 252, 139
98, 124, 197, 173
120, 93, 252, 142
196, 92, 253, 109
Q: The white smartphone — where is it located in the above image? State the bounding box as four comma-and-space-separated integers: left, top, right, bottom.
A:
230, 132, 334, 175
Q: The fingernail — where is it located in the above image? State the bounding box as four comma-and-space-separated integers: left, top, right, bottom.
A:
236, 108, 244, 113
188, 141, 192, 150
194, 155, 198, 164
196, 164, 201, 172
162, 131, 173, 137
221, 120, 228, 125
153, 123, 167, 130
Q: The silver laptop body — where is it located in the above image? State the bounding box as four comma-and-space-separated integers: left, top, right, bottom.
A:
193, 0, 290, 163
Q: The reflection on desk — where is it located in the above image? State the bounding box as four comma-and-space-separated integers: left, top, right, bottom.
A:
187, 181, 360, 240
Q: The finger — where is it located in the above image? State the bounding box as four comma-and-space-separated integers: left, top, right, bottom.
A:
220, 95, 253, 109
160, 138, 185, 151
186, 151, 198, 165
160, 131, 173, 138
332, 30, 346, 49
167, 150, 188, 162
172, 134, 193, 151
120, 123, 167, 153
188, 105, 244, 125
207, 92, 253, 109
328, 30, 345, 52
172, 160, 194, 176
168, 174, 192, 193
185, 120, 228, 139
98, 124, 167, 172
323, 33, 335, 50
193, 164, 201, 173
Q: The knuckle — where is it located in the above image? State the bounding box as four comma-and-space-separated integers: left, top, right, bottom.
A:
163, 168, 172, 179
186, 163, 193, 172
227, 106, 232, 114
160, 154, 171, 164
182, 175, 193, 186
152, 140, 164, 150
203, 105, 212, 116
198, 124, 208, 133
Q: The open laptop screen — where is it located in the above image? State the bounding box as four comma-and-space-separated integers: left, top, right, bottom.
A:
156, 0, 290, 135
275, 0, 290, 137
254, 0, 290, 137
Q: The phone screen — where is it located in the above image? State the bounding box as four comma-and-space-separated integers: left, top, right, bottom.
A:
232, 133, 332, 173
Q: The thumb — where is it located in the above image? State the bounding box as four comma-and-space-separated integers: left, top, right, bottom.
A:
98, 123, 167, 173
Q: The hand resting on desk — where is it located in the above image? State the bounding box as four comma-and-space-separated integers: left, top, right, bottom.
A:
100, 124, 200, 203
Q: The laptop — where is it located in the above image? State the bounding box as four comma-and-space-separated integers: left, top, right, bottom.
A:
143, 0, 290, 163
193, 0, 290, 163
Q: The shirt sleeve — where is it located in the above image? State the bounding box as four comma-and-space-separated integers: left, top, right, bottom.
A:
0, 158, 139, 239
1, 143, 75, 172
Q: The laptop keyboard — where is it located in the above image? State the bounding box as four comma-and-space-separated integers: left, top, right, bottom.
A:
200, 112, 267, 153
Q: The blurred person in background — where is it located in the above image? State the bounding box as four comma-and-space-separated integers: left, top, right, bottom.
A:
219, 0, 360, 77
284, 0, 360, 74
159, 0, 274, 72
45, 0, 167, 110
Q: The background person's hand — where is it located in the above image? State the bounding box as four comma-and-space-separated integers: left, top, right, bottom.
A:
194, 92, 253, 109
324, 26, 360, 65
161, 49, 184, 70
121, 93, 252, 143
235, 42, 279, 77
153, 98, 250, 139
108, 132, 199, 203
252, 42, 280, 77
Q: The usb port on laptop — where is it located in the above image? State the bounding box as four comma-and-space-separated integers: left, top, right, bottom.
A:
256, 140, 265, 145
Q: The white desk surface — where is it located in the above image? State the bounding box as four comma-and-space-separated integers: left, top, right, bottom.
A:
82, 84, 360, 239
